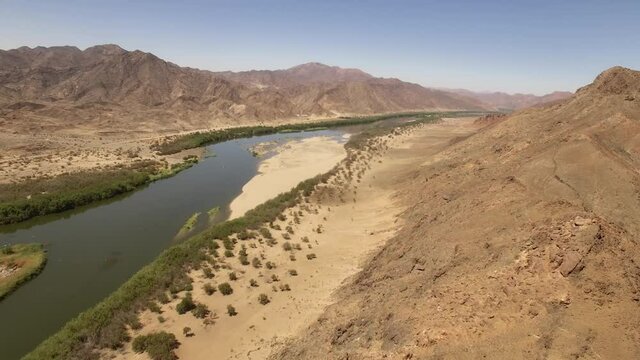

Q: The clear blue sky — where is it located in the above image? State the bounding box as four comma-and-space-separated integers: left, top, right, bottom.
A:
1, 0, 639, 94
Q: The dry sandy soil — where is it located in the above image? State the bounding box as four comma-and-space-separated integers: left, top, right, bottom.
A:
102, 118, 477, 360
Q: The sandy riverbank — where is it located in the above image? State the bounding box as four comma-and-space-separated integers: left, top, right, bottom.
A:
228, 136, 347, 219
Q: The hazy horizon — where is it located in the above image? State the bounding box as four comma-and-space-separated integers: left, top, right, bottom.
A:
2, 0, 638, 95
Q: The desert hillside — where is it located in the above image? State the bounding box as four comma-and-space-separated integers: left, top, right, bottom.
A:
0, 44, 487, 135
448, 88, 573, 110
269, 66, 640, 359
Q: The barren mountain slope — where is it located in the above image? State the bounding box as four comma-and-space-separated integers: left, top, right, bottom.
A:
271, 67, 640, 359
449, 88, 573, 110
0, 45, 487, 136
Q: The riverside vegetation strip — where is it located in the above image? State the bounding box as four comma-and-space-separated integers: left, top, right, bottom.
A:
0, 244, 47, 301
0, 156, 199, 225
23, 112, 454, 360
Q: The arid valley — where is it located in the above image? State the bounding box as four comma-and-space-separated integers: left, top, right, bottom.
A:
2, 2, 640, 360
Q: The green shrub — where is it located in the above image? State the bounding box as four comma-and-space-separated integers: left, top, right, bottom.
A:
176, 294, 196, 315
250, 279, 259, 287
228, 272, 237, 281
191, 303, 209, 319
252, 257, 262, 268
131, 332, 179, 360
218, 282, 233, 295
224, 250, 234, 257
282, 242, 292, 251
227, 305, 237, 316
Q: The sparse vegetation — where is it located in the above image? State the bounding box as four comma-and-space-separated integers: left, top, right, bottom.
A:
258, 293, 270, 305
227, 304, 237, 316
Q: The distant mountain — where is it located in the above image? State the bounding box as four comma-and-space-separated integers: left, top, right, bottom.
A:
445, 88, 573, 111
0, 45, 488, 134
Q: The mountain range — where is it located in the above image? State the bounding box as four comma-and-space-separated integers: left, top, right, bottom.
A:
0, 44, 570, 134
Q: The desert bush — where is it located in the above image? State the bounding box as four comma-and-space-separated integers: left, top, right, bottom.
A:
191, 303, 209, 319
252, 257, 262, 268
203, 283, 215, 295
282, 242, 292, 251
306, 253, 317, 260
238, 254, 249, 265
228, 272, 237, 281
227, 305, 237, 316
265, 261, 275, 269
258, 293, 270, 305
218, 282, 233, 295
224, 250, 234, 258
282, 233, 291, 240
288, 269, 298, 276
203, 267, 214, 279
176, 294, 196, 315
279, 284, 291, 291
250, 279, 259, 287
